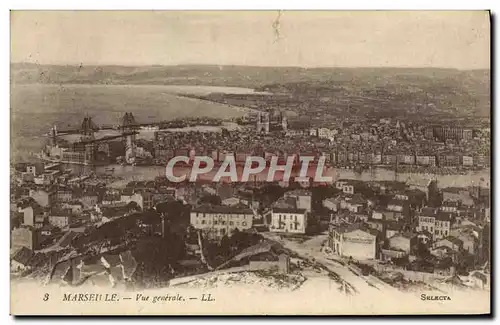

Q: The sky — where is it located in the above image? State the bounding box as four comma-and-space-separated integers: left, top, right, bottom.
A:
10, 11, 490, 69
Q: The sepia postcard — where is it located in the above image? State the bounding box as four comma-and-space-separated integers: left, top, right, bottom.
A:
10, 10, 491, 315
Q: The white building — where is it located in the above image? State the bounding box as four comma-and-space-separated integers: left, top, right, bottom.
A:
48, 214, 71, 228
323, 197, 339, 212
388, 233, 415, 254
335, 180, 357, 195
18, 205, 35, 227
324, 193, 368, 214
317, 127, 338, 140
284, 189, 312, 212
462, 155, 474, 166
270, 208, 308, 234
190, 205, 254, 240
221, 196, 241, 207
386, 199, 406, 212
440, 201, 458, 212
26, 165, 37, 176
328, 223, 379, 260
416, 208, 453, 240
28, 189, 55, 208
120, 191, 144, 210
394, 193, 409, 201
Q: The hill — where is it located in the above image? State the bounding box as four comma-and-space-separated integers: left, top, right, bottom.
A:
10, 63, 490, 117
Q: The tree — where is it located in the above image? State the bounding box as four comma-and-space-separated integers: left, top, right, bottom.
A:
132, 234, 186, 286
139, 210, 162, 236
256, 184, 286, 207
392, 255, 409, 267
185, 225, 198, 245
10, 213, 22, 230
230, 229, 249, 250
73, 214, 143, 254
230, 230, 263, 251
311, 185, 341, 215
127, 201, 141, 213
220, 235, 231, 258
155, 202, 169, 216
455, 251, 475, 275
412, 242, 431, 259
140, 210, 162, 226
156, 200, 188, 219
155, 200, 190, 234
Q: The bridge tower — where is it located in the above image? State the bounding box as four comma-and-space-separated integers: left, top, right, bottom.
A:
121, 112, 138, 163
80, 116, 98, 164
256, 112, 262, 132
80, 116, 97, 140
256, 111, 270, 134
50, 124, 58, 147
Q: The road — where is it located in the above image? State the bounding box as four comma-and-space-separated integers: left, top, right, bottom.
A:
263, 232, 399, 295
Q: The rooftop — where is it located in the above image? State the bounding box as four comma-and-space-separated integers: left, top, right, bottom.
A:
389, 231, 415, 239
334, 222, 379, 237
442, 187, 468, 194
272, 207, 307, 214
419, 207, 438, 217
11, 247, 33, 266
50, 208, 72, 217
388, 199, 408, 207
192, 204, 253, 215
349, 194, 368, 205
285, 189, 312, 197
439, 236, 464, 247
436, 211, 455, 221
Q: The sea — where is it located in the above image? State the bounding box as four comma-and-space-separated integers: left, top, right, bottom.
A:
10, 83, 254, 162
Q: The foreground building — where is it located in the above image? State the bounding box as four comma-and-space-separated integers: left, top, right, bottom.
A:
328, 223, 379, 260
416, 207, 453, 240
190, 205, 254, 240
270, 207, 308, 234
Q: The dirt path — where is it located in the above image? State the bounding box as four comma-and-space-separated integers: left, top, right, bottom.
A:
263, 232, 398, 295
